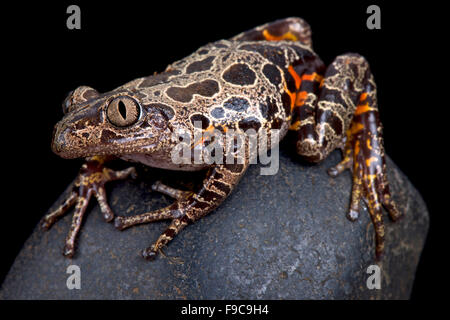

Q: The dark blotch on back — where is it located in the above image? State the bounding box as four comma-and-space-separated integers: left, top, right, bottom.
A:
166, 80, 219, 103
262, 64, 282, 86
211, 107, 225, 119
260, 97, 279, 120
223, 97, 250, 113
222, 63, 256, 86
238, 117, 261, 132
281, 92, 292, 116
186, 56, 215, 74
190, 113, 210, 129
240, 44, 287, 68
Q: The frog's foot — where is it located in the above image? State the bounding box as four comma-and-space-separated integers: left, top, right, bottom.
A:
116, 208, 192, 261
141, 215, 191, 260
41, 156, 136, 258
114, 181, 193, 260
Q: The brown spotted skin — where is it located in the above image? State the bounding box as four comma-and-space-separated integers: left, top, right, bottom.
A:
47, 17, 400, 260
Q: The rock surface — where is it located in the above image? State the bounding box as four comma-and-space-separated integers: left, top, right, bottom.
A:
0, 145, 429, 299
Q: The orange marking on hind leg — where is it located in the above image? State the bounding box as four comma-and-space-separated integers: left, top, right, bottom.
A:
288, 65, 302, 90
263, 29, 298, 41
295, 91, 308, 106
355, 102, 375, 115
302, 72, 323, 83
359, 92, 368, 102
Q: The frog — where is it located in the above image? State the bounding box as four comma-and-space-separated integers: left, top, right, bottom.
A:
43, 17, 402, 261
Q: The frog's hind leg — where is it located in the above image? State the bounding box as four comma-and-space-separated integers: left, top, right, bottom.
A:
328, 119, 402, 224
291, 53, 401, 260
230, 17, 312, 48
115, 163, 248, 260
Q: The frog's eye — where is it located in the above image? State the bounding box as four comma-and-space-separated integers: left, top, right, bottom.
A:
106, 96, 141, 127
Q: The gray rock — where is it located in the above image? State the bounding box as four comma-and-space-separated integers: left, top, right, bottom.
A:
0, 147, 428, 299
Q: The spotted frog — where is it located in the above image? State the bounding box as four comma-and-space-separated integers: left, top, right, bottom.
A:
44, 17, 402, 260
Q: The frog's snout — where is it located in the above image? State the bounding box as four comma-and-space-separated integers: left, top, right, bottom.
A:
52, 102, 101, 158
51, 120, 79, 159
51, 121, 68, 157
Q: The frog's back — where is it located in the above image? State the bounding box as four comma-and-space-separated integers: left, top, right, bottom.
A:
129, 39, 320, 139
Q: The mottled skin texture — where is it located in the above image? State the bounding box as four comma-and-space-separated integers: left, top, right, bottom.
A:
44, 17, 401, 260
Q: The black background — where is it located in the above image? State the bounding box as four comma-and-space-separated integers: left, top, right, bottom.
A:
1, 0, 443, 301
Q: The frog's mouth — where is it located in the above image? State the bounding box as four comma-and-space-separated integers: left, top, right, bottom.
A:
52, 120, 206, 171
52, 135, 160, 159
51, 120, 161, 159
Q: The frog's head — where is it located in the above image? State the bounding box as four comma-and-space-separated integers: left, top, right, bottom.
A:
52, 85, 172, 159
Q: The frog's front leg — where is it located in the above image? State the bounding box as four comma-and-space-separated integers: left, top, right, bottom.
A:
41, 156, 136, 257
291, 53, 402, 260
114, 163, 248, 260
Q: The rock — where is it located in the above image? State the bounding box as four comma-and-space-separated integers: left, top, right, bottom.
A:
0, 144, 429, 299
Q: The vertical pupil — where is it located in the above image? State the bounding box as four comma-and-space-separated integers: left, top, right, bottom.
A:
118, 100, 127, 119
